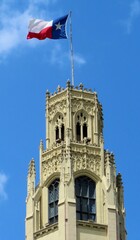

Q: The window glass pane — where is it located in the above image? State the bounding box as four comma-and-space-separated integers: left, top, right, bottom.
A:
89, 181, 95, 198
55, 185, 59, 200
56, 126, 59, 140
89, 199, 96, 213
55, 201, 58, 215
76, 197, 80, 211
75, 180, 81, 196
82, 213, 88, 221
76, 122, 81, 141
49, 203, 54, 218
93, 187, 96, 199
49, 218, 54, 224
83, 123, 87, 138
89, 214, 96, 221
49, 188, 54, 203
82, 180, 88, 197
82, 198, 88, 212
61, 124, 64, 141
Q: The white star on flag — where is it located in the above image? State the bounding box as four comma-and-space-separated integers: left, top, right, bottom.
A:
55, 22, 62, 30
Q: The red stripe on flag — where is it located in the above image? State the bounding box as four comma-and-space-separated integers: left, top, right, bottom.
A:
27, 26, 52, 40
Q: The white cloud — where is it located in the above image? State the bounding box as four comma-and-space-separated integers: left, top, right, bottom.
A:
74, 54, 86, 65
123, 0, 140, 34
0, 0, 54, 56
0, 173, 8, 200
0, 9, 31, 55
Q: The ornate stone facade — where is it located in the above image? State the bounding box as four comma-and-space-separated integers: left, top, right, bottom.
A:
25, 82, 127, 240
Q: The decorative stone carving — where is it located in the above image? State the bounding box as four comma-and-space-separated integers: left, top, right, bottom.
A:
72, 153, 101, 176
48, 99, 66, 119
72, 99, 94, 115
42, 156, 61, 180
71, 144, 101, 156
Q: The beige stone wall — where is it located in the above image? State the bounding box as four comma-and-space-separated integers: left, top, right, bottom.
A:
77, 224, 107, 240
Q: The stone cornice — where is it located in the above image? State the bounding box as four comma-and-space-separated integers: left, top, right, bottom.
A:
42, 142, 101, 158
34, 223, 58, 239
42, 142, 101, 163
71, 142, 101, 156
71, 89, 97, 101
77, 220, 107, 232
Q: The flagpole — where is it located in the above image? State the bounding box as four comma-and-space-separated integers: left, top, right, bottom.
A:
69, 11, 74, 86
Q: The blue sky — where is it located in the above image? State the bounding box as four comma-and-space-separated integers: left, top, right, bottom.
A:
0, 0, 140, 239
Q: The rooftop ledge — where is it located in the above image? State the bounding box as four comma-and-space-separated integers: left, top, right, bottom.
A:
46, 82, 97, 99
77, 220, 108, 232
34, 221, 107, 239
34, 222, 58, 239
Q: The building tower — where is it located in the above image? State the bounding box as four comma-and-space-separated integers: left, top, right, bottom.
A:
25, 81, 127, 240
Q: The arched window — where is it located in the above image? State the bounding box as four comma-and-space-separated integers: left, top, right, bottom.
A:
55, 114, 65, 142
76, 112, 88, 142
75, 176, 96, 221
48, 179, 59, 224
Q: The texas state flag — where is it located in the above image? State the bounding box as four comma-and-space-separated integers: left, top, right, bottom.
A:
27, 14, 68, 40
